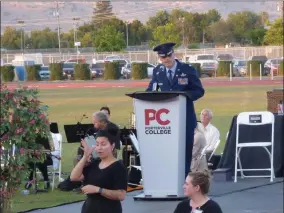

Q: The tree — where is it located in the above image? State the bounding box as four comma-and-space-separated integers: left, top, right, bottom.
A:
94, 25, 126, 52
209, 19, 235, 44
169, 9, 187, 24
60, 30, 74, 48
1, 27, 22, 49
183, 12, 198, 44
92, 1, 114, 26
103, 17, 126, 34
28, 28, 58, 49
77, 23, 95, 35
263, 18, 283, 45
0, 85, 50, 212
80, 32, 94, 47
259, 11, 269, 25
227, 11, 263, 44
151, 23, 181, 47
146, 10, 170, 30
247, 27, 267, 46
206, 9, 221, 24
128, 20, 149, 46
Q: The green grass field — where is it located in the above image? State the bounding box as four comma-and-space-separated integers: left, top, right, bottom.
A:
11, 84, 281, 212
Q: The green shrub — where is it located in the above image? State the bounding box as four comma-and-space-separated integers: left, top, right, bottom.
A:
49, 63, 63, 81
247, 61, 265, 77
279, 61, 283, 76
216, 61, 233, 77
190, 63, 201, 78
26, 65, 41, 81
131, 63, 148, 80
0, 65, 15, 82
104, 61, 120, 80
74, 63, 91, 80
188, 43, 199, 49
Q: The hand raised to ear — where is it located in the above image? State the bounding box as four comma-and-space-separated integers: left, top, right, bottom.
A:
81, 139, 96, 159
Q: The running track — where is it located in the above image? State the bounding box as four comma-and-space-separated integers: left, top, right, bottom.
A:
4, 78, 283, 89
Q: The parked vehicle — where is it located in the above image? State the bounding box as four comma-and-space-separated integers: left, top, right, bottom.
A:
233, 60, 247, 76
248, 55, 268, 64
39, 66, 50, 80
189, 54, 218, 77
90, 61, 105, 79
121, 61, 155, 79
105, 55, 121, 61
264, 58, 282, 76
109, 59, 128, 73
217, 54, 234, 61
65, 58, 86, 64
62, 62, 76, 79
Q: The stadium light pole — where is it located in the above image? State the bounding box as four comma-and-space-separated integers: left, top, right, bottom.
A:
73, 17, 80, 54
54, 1, 61, 58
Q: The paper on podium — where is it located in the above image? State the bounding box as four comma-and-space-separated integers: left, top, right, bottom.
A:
129, 132, 140, 153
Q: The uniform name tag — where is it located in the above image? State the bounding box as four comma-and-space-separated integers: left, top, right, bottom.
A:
178, 78, 188, 85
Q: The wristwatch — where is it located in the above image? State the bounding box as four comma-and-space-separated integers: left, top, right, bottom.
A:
98, 187, 103, 194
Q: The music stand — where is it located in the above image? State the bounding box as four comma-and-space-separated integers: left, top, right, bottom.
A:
120, 127, 139, 167
31, 135, 51, 194
64, 124, 94, 143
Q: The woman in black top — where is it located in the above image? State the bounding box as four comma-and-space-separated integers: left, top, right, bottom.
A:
174, 170, 222, 213
70, 129, 127, 213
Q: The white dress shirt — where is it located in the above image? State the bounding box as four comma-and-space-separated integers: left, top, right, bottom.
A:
201, 123, 220, 152
166, 61, 177, 79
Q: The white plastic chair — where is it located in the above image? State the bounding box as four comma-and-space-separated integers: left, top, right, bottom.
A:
208, 139, 221, 161
48, 133, 63, 190
194, 144, 210, 169
234, 111, 275, 183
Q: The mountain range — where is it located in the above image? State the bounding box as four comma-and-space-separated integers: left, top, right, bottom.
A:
1, 1, 282, 33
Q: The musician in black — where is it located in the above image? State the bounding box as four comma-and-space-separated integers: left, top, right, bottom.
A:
25, 134, 53, 190
100, 106, 111, 119
70, 129, 127, 213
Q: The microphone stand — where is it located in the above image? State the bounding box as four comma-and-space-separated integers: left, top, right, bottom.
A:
76, 114, 88, 140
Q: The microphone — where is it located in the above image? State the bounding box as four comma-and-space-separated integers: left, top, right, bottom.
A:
152, 82, 157, 91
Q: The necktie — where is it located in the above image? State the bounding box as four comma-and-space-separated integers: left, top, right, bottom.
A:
168, 69, 173, 85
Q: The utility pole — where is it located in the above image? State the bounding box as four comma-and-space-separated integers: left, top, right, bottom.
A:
179, 17, 185, 47
125, 21, 129, 49
17, 20, 25, 56
54, 1, 61, 58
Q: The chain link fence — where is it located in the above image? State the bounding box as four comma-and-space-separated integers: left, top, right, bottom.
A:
1, 46, 283, 65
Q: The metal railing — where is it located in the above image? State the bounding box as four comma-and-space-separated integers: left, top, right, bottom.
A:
1, 46, 283, 65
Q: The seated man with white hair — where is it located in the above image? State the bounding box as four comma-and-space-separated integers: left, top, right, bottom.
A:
73, 111, 120, 166
200, 109, 220, 158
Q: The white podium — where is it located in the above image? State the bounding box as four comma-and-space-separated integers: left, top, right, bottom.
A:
126, 92, 188, 200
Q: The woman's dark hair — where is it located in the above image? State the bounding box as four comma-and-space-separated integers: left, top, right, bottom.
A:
95, 127, 117, 145
188, 170, 211, 195
100, 106, 110, 115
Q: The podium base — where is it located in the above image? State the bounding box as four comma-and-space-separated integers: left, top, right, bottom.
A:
133, 192, 187, 201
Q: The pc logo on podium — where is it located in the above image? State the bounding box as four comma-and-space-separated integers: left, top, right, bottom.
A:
144, 108, 171, 135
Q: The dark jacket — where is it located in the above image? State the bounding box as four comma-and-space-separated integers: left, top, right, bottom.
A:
146, 60, 205, 130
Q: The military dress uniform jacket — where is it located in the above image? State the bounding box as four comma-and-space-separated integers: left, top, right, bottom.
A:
146, 60, 205, 130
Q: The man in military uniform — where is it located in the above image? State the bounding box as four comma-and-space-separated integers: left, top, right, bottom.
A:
146, 42, 205, 177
